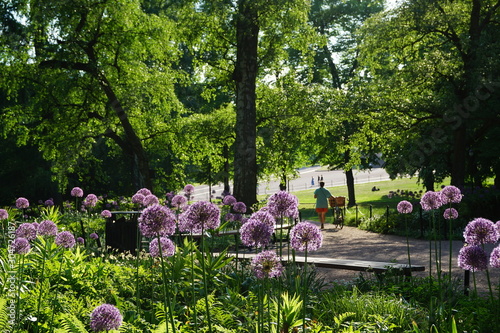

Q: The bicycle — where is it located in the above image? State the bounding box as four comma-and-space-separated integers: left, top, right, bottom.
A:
328, 196, 345, 229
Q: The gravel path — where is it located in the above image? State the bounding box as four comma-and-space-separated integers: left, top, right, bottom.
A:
303, 221, 499, 294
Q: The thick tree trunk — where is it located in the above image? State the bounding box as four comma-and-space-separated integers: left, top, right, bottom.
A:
232, 0, 259, 210
345, 168, 356, 207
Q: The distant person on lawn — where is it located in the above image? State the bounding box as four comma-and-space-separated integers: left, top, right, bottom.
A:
314, 181, 332, 229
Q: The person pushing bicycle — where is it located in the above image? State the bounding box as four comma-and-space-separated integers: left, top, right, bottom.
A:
314, 181, 332, 229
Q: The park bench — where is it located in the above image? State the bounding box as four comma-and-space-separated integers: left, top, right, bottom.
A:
221, 252, 425, 277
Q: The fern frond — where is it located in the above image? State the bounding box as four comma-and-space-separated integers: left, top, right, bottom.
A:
57, 313, 89, 333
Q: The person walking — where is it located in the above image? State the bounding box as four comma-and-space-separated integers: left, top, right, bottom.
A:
314, 181, 332, 229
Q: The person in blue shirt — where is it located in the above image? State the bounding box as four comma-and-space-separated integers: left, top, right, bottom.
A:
314, 181, 332, 229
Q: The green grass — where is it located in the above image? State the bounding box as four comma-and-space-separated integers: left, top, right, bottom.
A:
277, 177, 451, 223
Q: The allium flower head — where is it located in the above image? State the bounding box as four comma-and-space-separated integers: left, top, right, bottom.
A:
239, 218, 274, 248
131, 193, 145, 205
136, 188, 152, 197
83, 194, 98, 208
490, 245, 500, 268
44, 199, 54, 206
15, 197, 29, 209
443, 208, 459, 220
178, 201, 220, 233
143, 194, 159, 206
222, 195, 237, 206
183, 184, 195, 195
10, 238, 31, 254
149, 237, 176, 257
138, 204, 177, 237
31, 222, 39, 231
420, 191, 443, 211
90, 304, 123, 332
70, 187, 84, 197
37, 220, 58, 237
224, 213, 236, 222
463, 218, 499, 245
0, 209, 8, 220
170, 195, 187, 209
458, 245, 488, 271
77, 237, 85, 244
55, 231, 76, 248
290, 222, 323, 252
252, 250, 284, 279
233, 202, 247, 214
101, 210, 112, 218
397, 200, 413, 214
440, 185, 462, 204
267, 191, 299, 218
250, 208, 276, 229
16, 223, 37, 240
90, 233, 99, 240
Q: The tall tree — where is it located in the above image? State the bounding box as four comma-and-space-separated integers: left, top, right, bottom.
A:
1, 0, 184, 191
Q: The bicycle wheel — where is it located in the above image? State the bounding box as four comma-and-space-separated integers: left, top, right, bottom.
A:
337, 208, 344, 229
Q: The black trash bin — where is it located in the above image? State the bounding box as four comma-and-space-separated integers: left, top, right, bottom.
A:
105, 211, 141, 254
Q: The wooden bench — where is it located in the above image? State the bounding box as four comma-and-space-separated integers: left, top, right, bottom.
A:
221, 252, 425, 277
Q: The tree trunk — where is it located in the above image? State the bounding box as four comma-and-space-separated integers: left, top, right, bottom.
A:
345, 168, 356, 207
232, 0, 259, 211
223, 144, 231, 195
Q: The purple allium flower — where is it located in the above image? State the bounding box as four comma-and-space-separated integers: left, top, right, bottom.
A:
239, 219, 274, 248
101, 210, 112, 218
490, 245, 500, 268
136, 188, 152, 197
267, 191, 299, 219
458, 245, 488, 271
463, 218, 499, 245
71, 187, 84, 197
55, 231, 76, 248
0, 209, 8, 220
10, 238, 31, 254
77, 237, 85, 244
252, 250, 284, 279
16, 223, 37, 241
224, 213, 236, 222
44, 199, 54, 206
15, 197, 29, 209
31, 222, 39, 231
420, 191, 443, 211
143, 194, 159, 206
250, 208, 276, 229
397, 200, 413, 214
178, 201, 220, 233
443, 208, 459, 220
183, 184, 195, 195
138, 204, 177, 237
131, 193, 145, 205
290, 222, 323, 252
90, 304, 123, 332
90, 233, 99, 240
83, 194, 98, 208
440, 185, 462, 204
149, 237, 176, 257
171, 195, 187, 209
166, 191, 175, 201
222, 195, 237, 206
233, 202, 247, 214
37, 220, 58, 237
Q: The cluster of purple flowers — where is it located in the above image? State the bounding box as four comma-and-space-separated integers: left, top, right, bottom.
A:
90, 304, 123, 332
443, 208, 459, 220
232, 201, 247, 214
101, 210, 112, 218
71, 187, 84, 197
251, 250, 283, 279
143, 194, 159, 206
0, 209, 8, 220
290, 221, 323, 252
170, 194, 187, 209
38, 220, 58, 237
267, 191, 299, 219
222, 195, 237, 206
138, 204, 177, 238
83, 194, 98, 208
458, 217, 500, 271
396, 200, 413, 214
419, 185, 463, 211
55, 231, 76, 248
239, 218, 274, 248
184, 184, 195, 200
10, 238, 31, 254
178, 201, 220, 233
149, 237, 176, 257
250, 209, 276, 229
15, 223, 37, 241
15, 197, 29, 209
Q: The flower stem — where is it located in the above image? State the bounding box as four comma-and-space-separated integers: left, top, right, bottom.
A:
157, 235, 176, 333
200, 229, 213, 333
